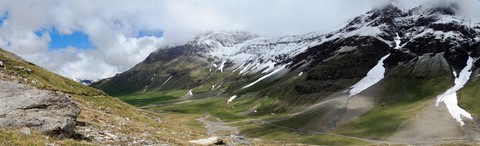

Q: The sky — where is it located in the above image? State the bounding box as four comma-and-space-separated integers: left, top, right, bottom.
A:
0, 0, 478, 80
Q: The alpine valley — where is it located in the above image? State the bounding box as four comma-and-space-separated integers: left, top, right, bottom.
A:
91, 2, 480, 145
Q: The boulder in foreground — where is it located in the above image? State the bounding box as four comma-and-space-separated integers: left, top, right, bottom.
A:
0, 80, 80, 138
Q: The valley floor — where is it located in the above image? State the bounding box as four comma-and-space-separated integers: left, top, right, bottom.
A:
132, 89, 480, 146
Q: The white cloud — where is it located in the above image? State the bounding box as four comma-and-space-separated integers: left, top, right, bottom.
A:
0, 0, 477, 80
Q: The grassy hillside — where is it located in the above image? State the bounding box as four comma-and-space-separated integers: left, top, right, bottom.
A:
0, 49, 207, 145
0, 49, 103, 96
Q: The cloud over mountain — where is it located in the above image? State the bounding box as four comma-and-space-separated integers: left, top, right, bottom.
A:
0, 0, 478, 80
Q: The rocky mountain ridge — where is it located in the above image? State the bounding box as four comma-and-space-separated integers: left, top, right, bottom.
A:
92, 3, 480, 145
95, 3, 480, 99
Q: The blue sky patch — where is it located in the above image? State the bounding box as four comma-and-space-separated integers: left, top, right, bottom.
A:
36, 27, 95, 50
137, 30, 164, 38
0, 11, 9, 26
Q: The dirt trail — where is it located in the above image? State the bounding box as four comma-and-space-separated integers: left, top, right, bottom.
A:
197, 115, 238, 136
195, 115, 250, 145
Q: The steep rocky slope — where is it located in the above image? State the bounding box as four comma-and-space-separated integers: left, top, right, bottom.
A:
93, 3, 480, 145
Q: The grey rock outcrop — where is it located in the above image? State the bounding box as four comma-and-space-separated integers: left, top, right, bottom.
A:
0, 80, 80, 138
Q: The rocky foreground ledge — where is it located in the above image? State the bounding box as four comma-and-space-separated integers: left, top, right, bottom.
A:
0, 80, 80, 138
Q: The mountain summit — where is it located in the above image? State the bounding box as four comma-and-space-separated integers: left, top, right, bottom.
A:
92, 4, 480, 145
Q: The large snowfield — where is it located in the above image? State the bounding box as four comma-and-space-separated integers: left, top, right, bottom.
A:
435, 57, 474, 126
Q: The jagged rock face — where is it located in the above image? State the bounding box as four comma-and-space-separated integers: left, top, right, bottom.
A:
292, 36, 390, 95
284, 4, 478, 97
0, 80, 80, 138
292, 3, 480, 74
388, 53, 452, 77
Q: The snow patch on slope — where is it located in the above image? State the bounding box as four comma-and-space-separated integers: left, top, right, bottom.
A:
258, 61, 276, 73
150, 74, 156, 81
408, 28, 465, 43
336, 46, 357, 53
195, 32, 326, 75
349, 54, 391, 96
227, 95, 238, 104
162, 76, 172, 86
217, 60, 227, 72
323, 16, 390, 47
193, 12, 399, 75
298, 72, 303, 76
394, 33, 401, 49
474, 36, 480, 43
188, 89, 193, 96
435, 56, 474, 126
239, 63, 252, 75
232, 62, 246, 73
242, 66, 285, 89
434, 15, 463, 25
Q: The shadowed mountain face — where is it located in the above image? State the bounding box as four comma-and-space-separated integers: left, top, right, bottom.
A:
92, 3, 480, 144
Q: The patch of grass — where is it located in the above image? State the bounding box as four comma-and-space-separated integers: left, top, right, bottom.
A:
0, 128, 91, 146
272, 107, 328, 130
459, 77, 480, 118
152, 98, 225, 113
151, 94, 291, 122
241, 124, 371, 145
379, 75, 452, 104
118, 89, 188, 106
152, 97, 246, 122
187, 119, 206, 132
123, 95, 178, 106
334, 99, 430, 139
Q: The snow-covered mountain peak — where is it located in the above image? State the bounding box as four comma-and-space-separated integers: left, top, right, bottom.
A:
190, 3, 480, 75
203, 32, 326, 74
368, 4, 404, 18
143, 2, 480, 78
408, 1, 462, 17
425, 1, 460, 15
191, 31, 260, 49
